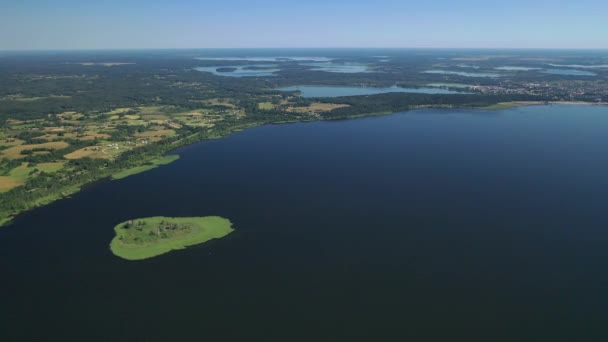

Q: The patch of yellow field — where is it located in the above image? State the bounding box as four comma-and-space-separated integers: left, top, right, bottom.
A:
36, 162, 65, 173
4, 95, 71, 102
106, 108, 133, 115
120, 119, 147, 126
2, 141, 70, 159
6, 119, 26, 125
124, 114, 141, 120
137, 106, 168, 115
57, 111, 84, 120
0, 176, 24, 192
33, 133, 77, 141
287, 102, 350, 113
135, 129, 175, 138
258, 102, 275, 110
0, 161, 65, 192
0, 138, 25, 147
64, 146, 110, 160
205, 99, 236, 108
43, 127, 66, 132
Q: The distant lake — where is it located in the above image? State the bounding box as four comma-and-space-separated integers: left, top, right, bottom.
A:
303, 62, 369, 73
457, 64, 481, 69
3, 105, 608, 340
495, 66, 541, 71
277, 85, 468, 97
548, 63, 608, 69
196, 56, 333, 62
544, 69, 597, 76
195, 65, 280, 77
426, 82, 472, 89
423, 70, 501, 77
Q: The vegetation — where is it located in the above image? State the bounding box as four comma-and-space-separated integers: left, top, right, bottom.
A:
481, 101, 543, 110
110, 216, 234, 260
0, 50, 605, 226
112, 155, 179, 180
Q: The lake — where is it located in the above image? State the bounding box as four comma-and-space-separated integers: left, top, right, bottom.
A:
544, 69, 597, 76
194, 65, 280, 77
548, 63, 608, 69
2, 105, 608, 340
495, 66, 541, 71
196, 56, 333, 62
277, 85, 468, 97
423, 70, 501, 77
302, 62, 369, 73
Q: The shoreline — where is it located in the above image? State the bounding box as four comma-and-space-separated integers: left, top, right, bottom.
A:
1, 100, 605, 227
482, 101, 608, 110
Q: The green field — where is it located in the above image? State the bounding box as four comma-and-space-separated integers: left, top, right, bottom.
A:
0, 162, 65, 193
258, 102, 275, 110
110, 216, 234, 260
481, 102, 541, 110
112, 155, 179, 180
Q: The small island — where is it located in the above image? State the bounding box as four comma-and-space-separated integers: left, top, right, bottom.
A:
110, 216, 234, 260
216, 67, 238, 73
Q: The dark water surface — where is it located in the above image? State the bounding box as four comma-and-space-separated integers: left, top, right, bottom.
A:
2, 105, 608, 341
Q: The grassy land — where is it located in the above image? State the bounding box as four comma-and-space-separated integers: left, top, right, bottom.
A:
287, 102, 350, 113
258, 102, 275, 110
64, 147, 111, 159
2, 141, 69, 159
0, 162, 65, 192
110, 216, 234, 260
112, 155, 180, 180
482, 101, 543, 110
0, 177, 24, 192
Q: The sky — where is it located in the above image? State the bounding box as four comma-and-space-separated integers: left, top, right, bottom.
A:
1, 0, 607, 50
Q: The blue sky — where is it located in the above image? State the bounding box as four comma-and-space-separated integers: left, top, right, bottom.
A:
1, 0, 607, 50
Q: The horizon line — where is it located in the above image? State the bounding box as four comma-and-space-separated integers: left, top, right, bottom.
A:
2, 47, 608, 53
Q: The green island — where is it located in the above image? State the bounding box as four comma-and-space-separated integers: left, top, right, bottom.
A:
110, 216, 234, 260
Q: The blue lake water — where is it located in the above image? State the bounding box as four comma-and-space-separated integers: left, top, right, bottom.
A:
457, 64, 481, 69
423, 70, 501, 77
196, 56, 333, 62
544, 69, 597, 76
2, 105, 608, 340
194, 65, 280, 77
548, 63, 608, 69
426, 82, 472, 88
277, 85, 468, 97
303, 62, 369, 73
495, 66, 541, 71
